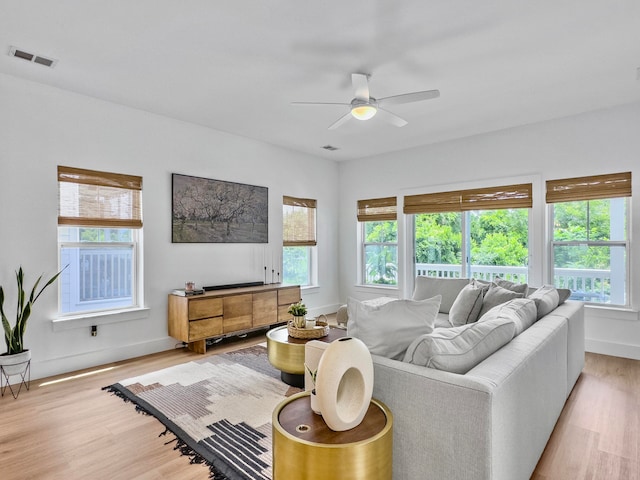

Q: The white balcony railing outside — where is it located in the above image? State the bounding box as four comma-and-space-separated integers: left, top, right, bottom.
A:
60, 247, 134, 314
415, 263, 612, 303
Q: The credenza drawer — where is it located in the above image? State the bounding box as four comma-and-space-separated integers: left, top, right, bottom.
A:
189, 316, 223, 341
189, 297, 223, 320
278, 287, 301, 306
278, 305, 293, 322
223, 294, 253, 332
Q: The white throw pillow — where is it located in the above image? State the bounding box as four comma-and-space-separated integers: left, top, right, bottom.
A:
479, 298, 537, 336
477, 284, 525, 319
449, 282, 486, 326
527, 285, 560, 319
403, 317, 516, 374
347, 295, 442, 360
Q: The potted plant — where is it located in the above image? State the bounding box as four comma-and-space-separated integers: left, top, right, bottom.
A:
305, 363, 321, 414
1, 266, 64, 376
287, 301, 307, 328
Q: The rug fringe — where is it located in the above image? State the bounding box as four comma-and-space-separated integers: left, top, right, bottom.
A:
103, 385, 229, 479
169, 430, 229, 479
102, 385, 153, 417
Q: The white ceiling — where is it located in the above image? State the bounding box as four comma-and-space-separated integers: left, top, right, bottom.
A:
2, 1, 640, 161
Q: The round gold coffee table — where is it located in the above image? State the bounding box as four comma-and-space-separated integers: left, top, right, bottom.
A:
272, 391, 393, 479
266, 324, 346, 387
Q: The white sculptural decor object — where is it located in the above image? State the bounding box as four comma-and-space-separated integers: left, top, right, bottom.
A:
315, 337, 374, 431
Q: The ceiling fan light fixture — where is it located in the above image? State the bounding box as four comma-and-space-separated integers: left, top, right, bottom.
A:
351, 104, 377, 121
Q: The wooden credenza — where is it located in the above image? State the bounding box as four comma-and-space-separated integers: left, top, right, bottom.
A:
168, 283, 301, 354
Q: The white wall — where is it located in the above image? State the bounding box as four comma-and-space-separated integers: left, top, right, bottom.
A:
339, 101, 640, 360
0, 73, 340, 380
3, 70, 639, 381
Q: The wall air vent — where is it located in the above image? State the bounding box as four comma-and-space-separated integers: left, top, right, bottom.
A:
9, 46, 57, 68
321, 145, 339, 151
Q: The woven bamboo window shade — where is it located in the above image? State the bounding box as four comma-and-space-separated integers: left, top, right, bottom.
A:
357, 196, 397, 221
283, 196, 317, 246
58, 166, 143, 228
404, 183, 533, 214
546, 172, 631, 203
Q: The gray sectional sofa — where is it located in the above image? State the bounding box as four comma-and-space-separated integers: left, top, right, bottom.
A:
348, 277, 585, 480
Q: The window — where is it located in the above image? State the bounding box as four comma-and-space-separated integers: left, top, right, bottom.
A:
547, 172, 631, 306
57, 166, 143, 314
405, 183, 531, 282
358, 197, 398, 285
282, 196, 316, 286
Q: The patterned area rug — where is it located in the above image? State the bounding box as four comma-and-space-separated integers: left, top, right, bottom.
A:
103, 344, 301, 479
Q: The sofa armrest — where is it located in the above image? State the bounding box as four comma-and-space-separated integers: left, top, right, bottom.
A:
545, 300, 585, 395
372, 355, 494, 480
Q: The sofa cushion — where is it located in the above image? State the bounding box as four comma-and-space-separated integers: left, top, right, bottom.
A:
412, 276, 469, 313
478, 284, 525, 319
480, 298, 537, 336
403, 317, 516, 374
347, 295, 442, 360
449, 281, 486, 326
528, 285, 560, 319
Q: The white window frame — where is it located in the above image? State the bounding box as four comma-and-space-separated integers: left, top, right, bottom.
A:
411, 209, 532, 283
548, 198, 630, 307
361, 220, 399, 286
58, 227, 142, 315
282, 245, 317, 287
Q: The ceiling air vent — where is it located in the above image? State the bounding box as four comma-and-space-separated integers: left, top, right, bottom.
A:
321, 145, 339, 151
9, 46, 57, 68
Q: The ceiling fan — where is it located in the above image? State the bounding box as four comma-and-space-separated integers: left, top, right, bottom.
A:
292, 73, 440, 130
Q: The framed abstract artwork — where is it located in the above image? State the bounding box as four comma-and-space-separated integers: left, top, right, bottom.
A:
172, 173, 268, 243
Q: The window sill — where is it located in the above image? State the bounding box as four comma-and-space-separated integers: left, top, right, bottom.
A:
585, 305, 639, 322
51, 307, 150, 332
354, 284, 399, 293
301, 285, 320, 295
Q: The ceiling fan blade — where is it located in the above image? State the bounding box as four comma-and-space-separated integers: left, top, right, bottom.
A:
328, 112, 352, 130
378, 89, 440, 107
377, 108, 408, 127
352, 73, 370, 101
291, 102, 351, 106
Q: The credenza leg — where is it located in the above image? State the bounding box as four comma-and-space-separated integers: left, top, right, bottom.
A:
187, 339, 207, 354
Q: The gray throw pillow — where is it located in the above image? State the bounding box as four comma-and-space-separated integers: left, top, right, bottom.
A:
494, 278, 529, 296
477, 284, 524, 319
449, 282, 485, 326
527, 285, 560, 319
403, 317, 516, 374
557, 288, 572, 304
527, 286, 571, 305
347, 295, 442, 360
479, 298, 537, 336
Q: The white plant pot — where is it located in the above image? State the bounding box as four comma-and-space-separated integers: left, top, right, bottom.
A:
315, 337, 374, 431
310, 389, 321, 415
0, 349, 31, 376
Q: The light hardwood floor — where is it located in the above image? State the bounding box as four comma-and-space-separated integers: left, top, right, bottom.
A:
1, 338, 638, 480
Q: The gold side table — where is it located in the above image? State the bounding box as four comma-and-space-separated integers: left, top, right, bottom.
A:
266, 325, 346, 387
272, 391, 393, 479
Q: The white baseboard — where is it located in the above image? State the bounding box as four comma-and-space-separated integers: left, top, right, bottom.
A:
585, 338, 640, 361
29, 337, 177, 382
